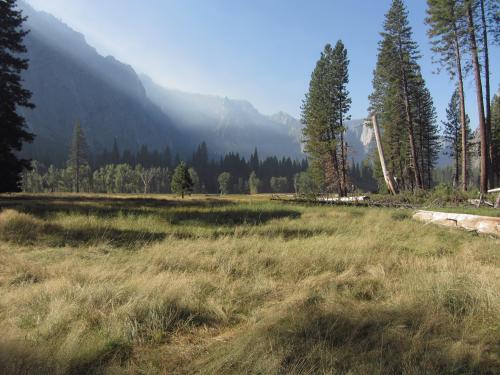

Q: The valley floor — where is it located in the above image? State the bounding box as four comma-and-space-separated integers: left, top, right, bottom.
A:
0, 194, 498, 374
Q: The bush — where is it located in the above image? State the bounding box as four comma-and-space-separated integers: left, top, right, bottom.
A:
427, 183, 470, 205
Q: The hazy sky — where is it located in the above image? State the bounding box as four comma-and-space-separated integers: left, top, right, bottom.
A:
25, 0, 499, 126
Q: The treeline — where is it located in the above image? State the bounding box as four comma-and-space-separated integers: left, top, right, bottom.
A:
426, 0, 499, 192
368, 0, 441, 192
375, 0, 500, 194
22, 123, 310, 194
301, 0, 500, 195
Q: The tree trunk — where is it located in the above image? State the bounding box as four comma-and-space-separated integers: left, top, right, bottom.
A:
427, 126, 432, 188
401, 71, 422, 190
467, 4, 488, 194
372, 115, 399, 195
453, 31, 468, 191
340, 131, 347, 197
331, 150, 343, 197
480, 0, 493, 187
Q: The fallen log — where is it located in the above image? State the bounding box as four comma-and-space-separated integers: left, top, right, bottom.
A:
318, 196, 369, 203
413, 210, 500, 237
468, 198, 494, 207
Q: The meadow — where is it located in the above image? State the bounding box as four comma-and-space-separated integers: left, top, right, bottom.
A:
0, 193, 498, 375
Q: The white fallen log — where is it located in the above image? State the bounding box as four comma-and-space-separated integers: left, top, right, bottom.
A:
318, 196, 369, 202
413, 210, 500, 237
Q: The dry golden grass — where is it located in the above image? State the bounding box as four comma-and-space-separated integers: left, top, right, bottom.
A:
0, 194, 498, 375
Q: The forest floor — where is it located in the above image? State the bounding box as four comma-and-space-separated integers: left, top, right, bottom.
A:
0, 193, 498, 375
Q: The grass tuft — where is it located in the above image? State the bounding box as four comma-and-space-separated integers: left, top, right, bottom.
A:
0, 209, 44, 243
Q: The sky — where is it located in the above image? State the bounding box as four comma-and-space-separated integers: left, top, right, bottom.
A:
25, 0, 500, 127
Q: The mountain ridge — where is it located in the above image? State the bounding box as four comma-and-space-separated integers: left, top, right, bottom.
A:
18, 1, 376, 165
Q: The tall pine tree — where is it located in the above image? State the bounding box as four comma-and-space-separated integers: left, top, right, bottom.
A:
302, 41, 351, 196
331, 41, 351, 195
491, 91, 500, 186
370, 0, 436, 191
412, 73, 440, 188
476, 0, 499, 187
426, 0, 470, 190
0, 0, 34, 192
465, 0, 488, 193
442, 88, 472, 187
382, 0, 423, 189
68, 121, 89, 193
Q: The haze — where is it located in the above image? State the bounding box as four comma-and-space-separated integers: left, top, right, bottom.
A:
25, 0, 500, 126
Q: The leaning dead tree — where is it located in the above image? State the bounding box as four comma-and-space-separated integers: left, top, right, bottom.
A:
371, 115, 398, 195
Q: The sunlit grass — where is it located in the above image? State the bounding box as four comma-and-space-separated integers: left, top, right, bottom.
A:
0, 194, 498, 374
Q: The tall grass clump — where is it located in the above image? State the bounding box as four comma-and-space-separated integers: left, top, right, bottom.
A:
0, 209, 44, 243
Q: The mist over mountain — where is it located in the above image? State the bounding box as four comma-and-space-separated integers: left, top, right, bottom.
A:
17, 1, 378, 165
18, 1, 183, 165
141, 76, 376, 162
140, 75, 305, 159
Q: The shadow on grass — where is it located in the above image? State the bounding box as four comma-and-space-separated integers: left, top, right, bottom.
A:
2, 222, 166, 249
0, 194, 234, 207
0, 197, 301, 228
48, 226, 166, 248
168, 209, 301, 226
198, 296, 497, 375
0, 338, 132, 375
0, 196, 236, 220
164, 226, 333, 241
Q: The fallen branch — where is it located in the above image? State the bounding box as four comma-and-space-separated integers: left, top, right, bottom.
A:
468, 199, 494, 207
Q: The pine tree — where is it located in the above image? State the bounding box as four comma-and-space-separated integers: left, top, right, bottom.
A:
426, 0, 470, 190
491, 92, 500, 186
465, 0, 488, 193
370, 37, 409, 190
110, 138, 120, 164
331, 41, 351, 195
412, 73, 440, 188
301, 41, 351, 196
0, 0, 35, 192
370, 0, 431, 191
68, 121, 89, 193
382, 0, 423, 189
442, 89, 472, 187
477, 0, 499, 187
171, 161, 193, 198
249, 148, 259, 172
